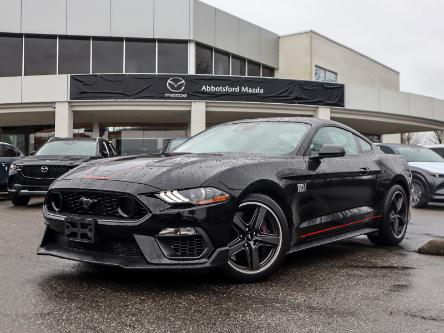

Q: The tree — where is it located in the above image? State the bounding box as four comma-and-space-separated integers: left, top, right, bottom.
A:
431, 130, 444, 144
401, 132, 420, 145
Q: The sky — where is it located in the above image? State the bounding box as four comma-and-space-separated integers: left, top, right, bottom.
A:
202, 0, 444, 100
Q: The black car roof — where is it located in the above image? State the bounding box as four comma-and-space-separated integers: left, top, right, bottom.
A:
377, 143, 424, 148
49, 137, 99, 142
227, 117, 368, 140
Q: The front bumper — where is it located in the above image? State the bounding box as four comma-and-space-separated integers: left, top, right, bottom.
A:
38, 186, 236, 270
426, 175, 444, 201
8, 170, 51, 196
38, 227, 230, 271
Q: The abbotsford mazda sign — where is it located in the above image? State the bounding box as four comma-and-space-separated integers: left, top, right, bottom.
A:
70, 74, 345, 107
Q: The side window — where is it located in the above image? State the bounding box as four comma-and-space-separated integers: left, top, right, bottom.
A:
379, 146, 395, 155
310, 127, 359, 156
1, 145, 19, 157
356, 137, 372, 153
433, 148, 444, 158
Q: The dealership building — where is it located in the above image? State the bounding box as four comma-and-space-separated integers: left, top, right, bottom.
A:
1, 0, 444, 155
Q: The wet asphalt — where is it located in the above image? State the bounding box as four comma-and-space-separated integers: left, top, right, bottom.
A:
0, 194, 443, 333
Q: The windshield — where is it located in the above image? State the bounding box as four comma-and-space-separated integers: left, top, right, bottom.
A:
395, 146, 444, 162
36, 140, 97, 156
174, 122, 310, 155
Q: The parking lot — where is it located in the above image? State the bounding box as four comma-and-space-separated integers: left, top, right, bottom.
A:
0, 195, 443, 333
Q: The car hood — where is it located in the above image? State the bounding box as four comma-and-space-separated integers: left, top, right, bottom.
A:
409, 162, 444, 174
15, 155, 96, 166
61, 153, 277, 189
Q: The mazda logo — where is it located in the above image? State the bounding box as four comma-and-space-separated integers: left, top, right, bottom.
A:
79, 197, 97, 210
167, 77, 186, 93
41, 166, 48, 173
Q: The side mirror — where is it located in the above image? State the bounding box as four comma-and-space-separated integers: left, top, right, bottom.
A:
313, 144, 346, 159
30, 150, 36, 156
101, 150, 110, 158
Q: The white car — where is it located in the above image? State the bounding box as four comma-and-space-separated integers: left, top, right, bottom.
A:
377, 144, 444, 208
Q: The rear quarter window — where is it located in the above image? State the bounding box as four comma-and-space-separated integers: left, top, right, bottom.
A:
379, 146, 395, 154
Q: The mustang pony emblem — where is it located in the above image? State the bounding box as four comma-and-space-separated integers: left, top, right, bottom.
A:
79, 197, 97, 210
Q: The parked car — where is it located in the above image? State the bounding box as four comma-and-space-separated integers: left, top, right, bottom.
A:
0, 142, 24, 192
8, 137, 117, 206
377, 143, 444, 207
162, 137, 190, 153
38, 118, 411, 282
426, 144, 444, 159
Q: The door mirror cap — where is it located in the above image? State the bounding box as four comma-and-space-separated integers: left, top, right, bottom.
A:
312, 144, 346, 159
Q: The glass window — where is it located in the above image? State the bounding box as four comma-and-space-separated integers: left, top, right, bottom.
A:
247, 61, 261, 76
24, 36, 57, 75
379, 146, 395, 155
326, 70, 338, 83
36, 140, 97, 157
92, 38, 123, 73
262, 66, 274, 78
0, 35, 23, 77
231, 56, 246, 76
315, 65, 338, 83
430, 148, 444, 158
158, 41, 188, 74
310, 127, 359, 156
315, 66, 326, 81
125, 39, 156, 73
175, 122, 310, 155
214, 50, 229, 75
196, 44, 212, 75
0, 145, 20, 157
394, 146, 444, 162
357, 137, 372, 153
58, 37, 90, 74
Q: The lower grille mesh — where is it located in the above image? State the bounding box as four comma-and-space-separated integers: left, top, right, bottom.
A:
53, 233, 144, 257
160, 236, 207, 258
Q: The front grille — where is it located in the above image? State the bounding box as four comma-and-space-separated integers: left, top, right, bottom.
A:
21, 165, 71, 179
160, 235, 207, 258
53, 233, 144, 257
48, 190, 149, 220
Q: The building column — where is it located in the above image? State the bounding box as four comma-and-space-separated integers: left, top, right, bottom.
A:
190, 101, 206, 136
315, 107, 331, 120
188, 41, 196, 74
382, 134, 401, 144
92, 121, 100, 138
54, 102, 73, 138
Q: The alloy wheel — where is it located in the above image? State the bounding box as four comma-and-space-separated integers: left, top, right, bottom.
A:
411, 182, 422, 206
228, 202, 283, 275
389, 191, 408, 238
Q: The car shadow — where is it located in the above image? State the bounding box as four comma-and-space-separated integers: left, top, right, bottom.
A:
36, 237, 388, 294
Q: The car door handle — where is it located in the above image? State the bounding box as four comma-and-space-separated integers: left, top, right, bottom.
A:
360, 167, 371, 175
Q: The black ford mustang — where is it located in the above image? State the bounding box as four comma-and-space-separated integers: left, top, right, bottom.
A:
38, 118, 411, 282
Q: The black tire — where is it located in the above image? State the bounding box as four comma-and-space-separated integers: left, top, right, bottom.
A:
223, 193, 290, 283
10, 195, 31, 207
368, 185, 409, 246
411, 177, 428, 208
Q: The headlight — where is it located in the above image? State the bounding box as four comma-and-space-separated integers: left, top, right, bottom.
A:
157, 187, 230, 206
9, 163, 21, 171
